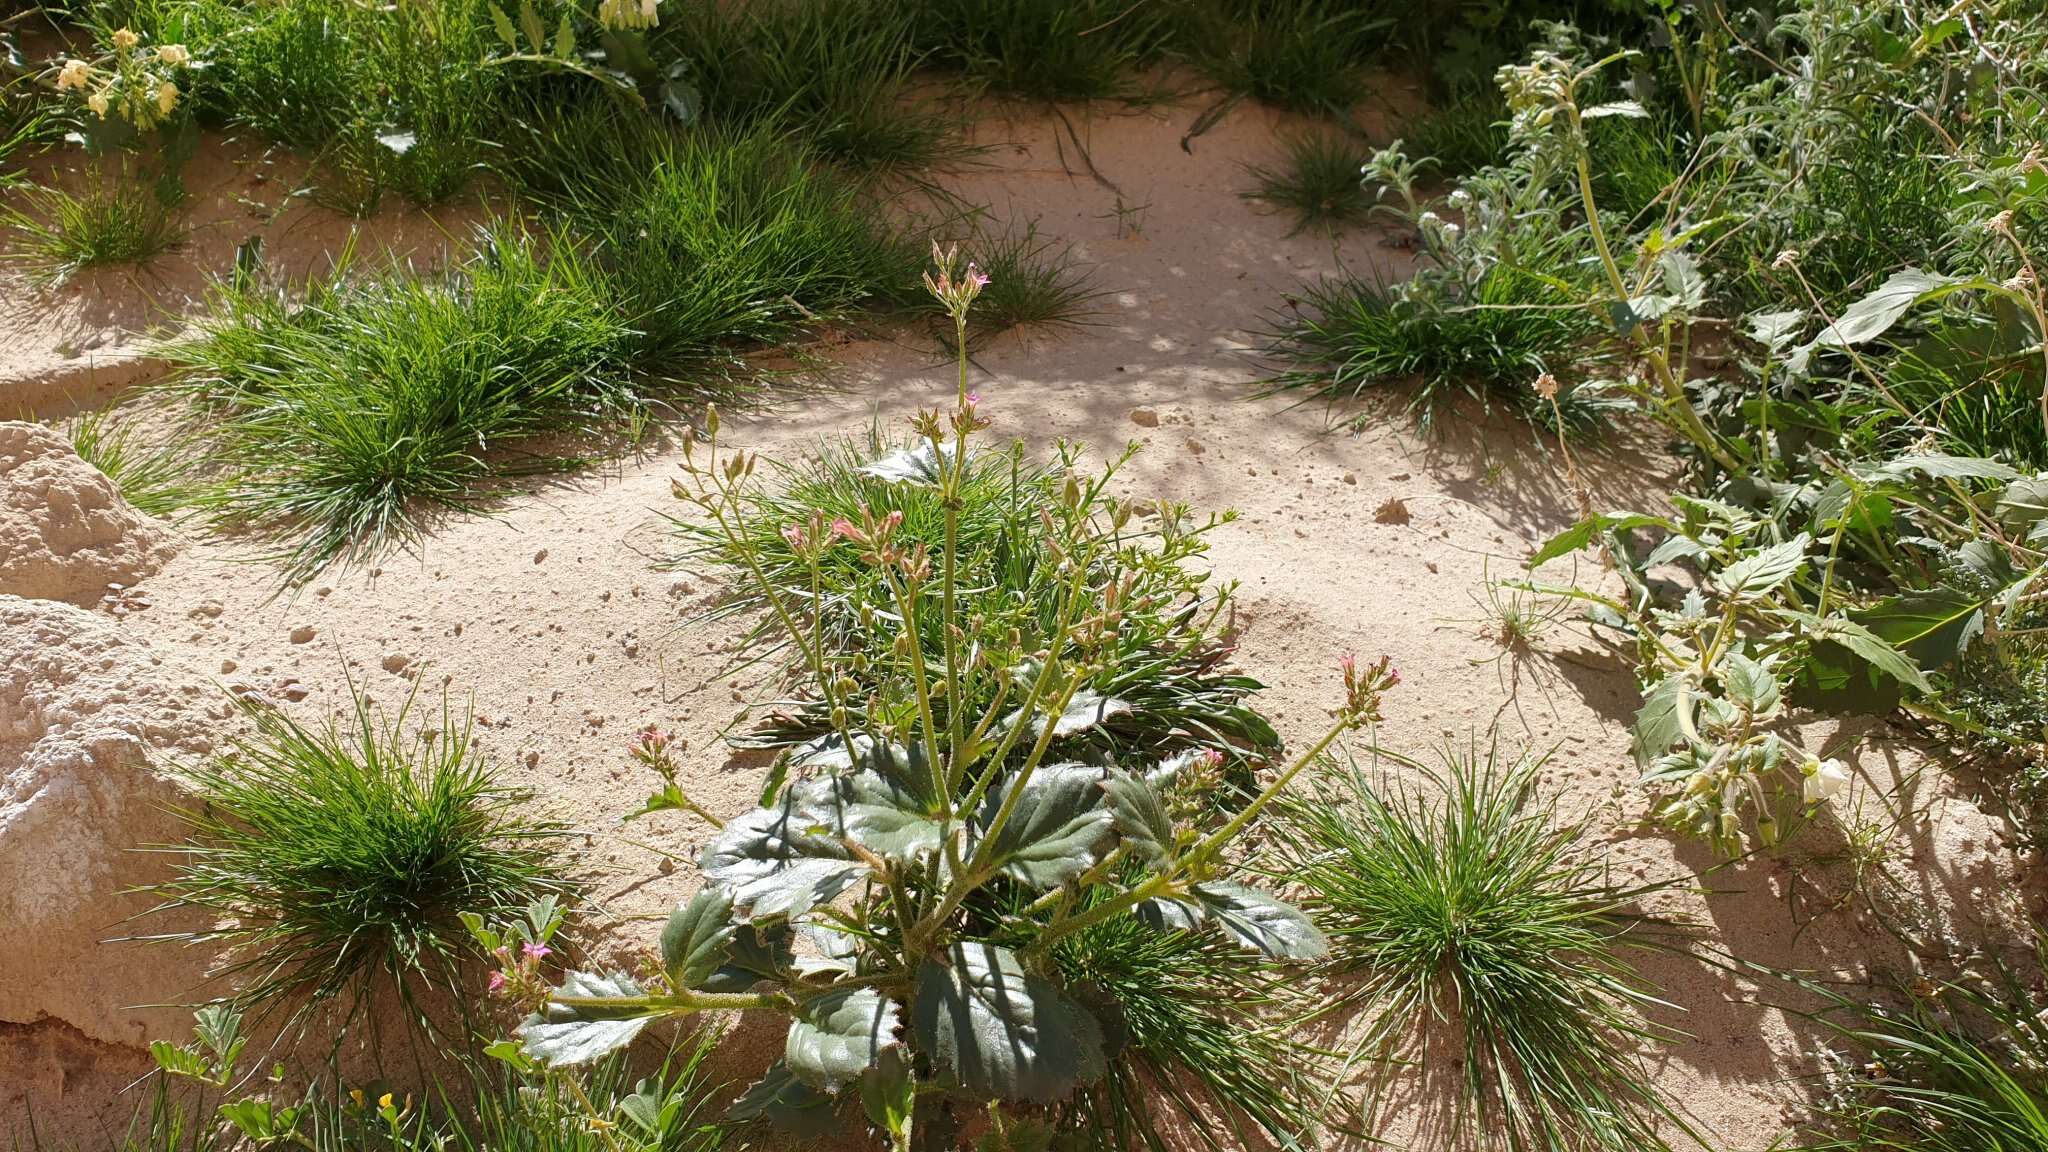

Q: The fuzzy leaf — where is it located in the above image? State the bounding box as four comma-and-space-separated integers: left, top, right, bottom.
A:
1879, 454, 2020, 482
660, 887, 735, 991
859, 442, 948, 486
1809, 617, 1932, 693
786, 987, 903, 1093
1136, 883, 1325, 959
702, 922, 798, 992
1713, 534, 1809, 599
1583, 100, 1648, 118
1527, 513, 1670, 568
912, 942, 1106, 1102
1787, 269, 1965, 373
1009, 689, 1133, 740
518, 971, 653, 1066
731, 1061, 841, 1136
1853, 588, 1987, 670
1996, 477, 2048, 531
1721, 652, 1780, 715
1631, 675, 1694, 767
973, 764, 1114, 889
1102, 768, 1174, 867
700, 782, 867, 921
840, 747, 947, 862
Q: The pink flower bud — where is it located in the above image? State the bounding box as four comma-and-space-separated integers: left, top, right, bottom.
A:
521, 942, 551, 961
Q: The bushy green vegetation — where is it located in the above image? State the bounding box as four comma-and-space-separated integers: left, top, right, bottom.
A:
4, 172, 184, 279
142, 685, 568, 1034
1242, 132, 1374, 235
1275, 746, 1688, 1152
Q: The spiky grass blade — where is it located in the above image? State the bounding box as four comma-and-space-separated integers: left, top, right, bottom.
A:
5, 175, 185, 283
1242, 133, 1374, 235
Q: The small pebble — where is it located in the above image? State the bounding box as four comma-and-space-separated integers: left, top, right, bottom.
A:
288, 625, 317, 644
1128, 407, 1159, 428
533, 548, 549, 564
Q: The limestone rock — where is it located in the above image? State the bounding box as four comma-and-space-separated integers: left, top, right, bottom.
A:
0, 421, 177, 606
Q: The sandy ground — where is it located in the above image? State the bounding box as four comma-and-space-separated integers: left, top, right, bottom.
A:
3, 92, 2036, 1149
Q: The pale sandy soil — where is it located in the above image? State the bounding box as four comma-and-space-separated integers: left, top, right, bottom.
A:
3, 93, 2035, 1149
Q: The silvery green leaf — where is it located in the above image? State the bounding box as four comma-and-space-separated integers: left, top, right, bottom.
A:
1008, 689, 1133, 740
1631, 675, 1694, 767
841, 769, 946, 861
1144, 747, 1208, 787
1786, 268, 1965, 374
701, 922, 797, 992
1721, 651, 1781, 716
1880, 454, 2020, 482
1134, 884, 1325, 959
1744, 309, 1804, 352
792, 924, 861, 978
785, 987, 902, 1092
1642, 533, 1707, 569
730, 1061, 841, 1136
1809, 617, 1932, 693
911, 942, 1105, 1102
700, 782, 867, 921
1996, 476, 2048, 531
1583, 100, 1648, 118
972, 764, 1114, 889
859, 441, 949, 486
660, 887, 735, 991
376, 131, 415, 155
1660, 250, 1706, 311
517, 971, 653, 1066
790, 732, 874, 769
1713, 534, 1809, 599
1102, 768, 1174, 867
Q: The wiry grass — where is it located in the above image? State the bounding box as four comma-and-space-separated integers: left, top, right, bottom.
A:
1400, 89, 1509, 180
655, 0, 964, 173
1263, 266, 1609, 433
139, 684, 569, 1038
160, 219, 636, 585
67, 406, 197, 519
946, 221, 1102, 344
1242, 133, 1374, 235
1273, 744, 1692, 1152
906, 0, 1172, 104
5, 175, 185, 282
1189, 0, 1385, 118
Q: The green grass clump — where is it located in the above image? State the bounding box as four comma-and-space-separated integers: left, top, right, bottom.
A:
1401, 89, 1510, 180
560, 125, 918, 361
655, 0, 961, 172
1242, 132, 1374, 235
142, 686, 568, 1035
1189, 0, 1384, 117
5, 175, 185, 281
162, 220, 636, 584
669, 428, 1279, 768
1274, 745, 1688, 1152
67, 407, 196, 518
946, 222, 1101, 343
1264, 265, 1606, 433
906, 0, 1172, 104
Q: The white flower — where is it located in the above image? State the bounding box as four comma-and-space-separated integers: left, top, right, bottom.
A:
1447, 189, 1472, 209
1801, 756, 1850, 805
86, 90, 110, 118
156, 43, 190, 66
155, 80, 178, 116
111, 26, 140, 51
56, 58, 91, 91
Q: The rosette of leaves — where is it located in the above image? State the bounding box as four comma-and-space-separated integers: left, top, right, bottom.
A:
665, 426, 1280, 777
515, 393, 1382, 1152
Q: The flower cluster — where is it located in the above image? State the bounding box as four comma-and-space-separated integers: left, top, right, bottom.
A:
53, 28, 191, 132
1337, 653, 1400, 728
596, 0, 660, 30
463, 899, 565, 1014
923, 241, 989, 324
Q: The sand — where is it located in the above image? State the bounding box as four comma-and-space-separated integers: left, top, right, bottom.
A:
2, 91, 2033, 1149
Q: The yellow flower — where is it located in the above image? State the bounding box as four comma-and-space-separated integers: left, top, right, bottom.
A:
86, 90, 110, 118
55, 58, 91, 91
156, 43, 190, 66
155, 80, 178, 116
379, 1092, 394, 1110
111, 27, 140, 51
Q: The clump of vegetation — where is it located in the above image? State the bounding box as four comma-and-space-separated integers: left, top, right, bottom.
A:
159, 220, 636, 584
1242, 132, 1374, 235
512, 251, 1392, 1152
4, 172, 185, 280
906, 0, 1172, 104
1274, 744, 1691, 1152
940, 222, 1101, 342
142, 684, 570, 1035
1187, 0, 1384, 118
67, 405, 195, 517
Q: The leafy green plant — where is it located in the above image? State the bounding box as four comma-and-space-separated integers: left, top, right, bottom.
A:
942, 222, 1101, 343
160, 219, 636, 585
507, 250, 1397, 1152
1400, 88, 1509, 180
1273, 743, 1692, 1152
1187, 0, 1385, 118
140, 685, 569, 1036
5, 171, 185, 281
1241, 132, 1373, 235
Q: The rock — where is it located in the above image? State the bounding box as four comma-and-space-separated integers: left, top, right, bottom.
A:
0, 595, 221, 1048
380, 652, 413, 675
288, 625, 316, 644
1374, 498, 1411, 525
1128, 407, 1159, 428
0, 422, 177, 607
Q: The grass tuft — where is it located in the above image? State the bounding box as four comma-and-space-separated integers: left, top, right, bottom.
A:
1190, 0, 1384, 117
1274, 744, 1691, 1152
5, 175, 185, 282
947, 221, 1102, 343
142, 683, 569, 1036
1242, 132, 1374, 235
907, 0, 1171, 104
161, 219, 637, 585
67, 406, 197, 519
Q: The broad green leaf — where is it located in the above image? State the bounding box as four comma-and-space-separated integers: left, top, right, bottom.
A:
219, 1100, 297, 1142
1008, 689, 1133, 740
1810, 617, 1932, 693
1786, 269, 1966, 374
1794, 639, 1903, 716
702, 922, 798, 992
700, 781, 867, 921
1136, 883, 1325, 959
785, 987, 903, 1092
1721, 651, 1780, 716
859, 442, 948, 485
859, 1049, 914, 1142
1996, 477, 2048, 532
1853, 588, 1987, 669
1631, 675, 1693, 767
1714, 534, 1809, 599
1102, 768, 1174, 867
1527, 513, 1670, 568
730, 1061, 842, 1136
660, 887, 735, 991
552, 10, 575, 58
1744, 309, 1804, 352
979, 1117, 1058, 1152
518, 971, 654, 1066
1879, 454, 2020, 482
1660, 249, 1705, 311
973, 764, 1114, 889
842, 770, 946, 861
912, 942, 1106, 1102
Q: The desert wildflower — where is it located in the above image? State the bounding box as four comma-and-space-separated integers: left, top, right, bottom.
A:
156, 43, 190, 66
86, 90, 110, 118
111, 27, 141, 50
1801, 755, 1850, 805
155, 80, 178, 117
1533, 372, 1561, 401
55, 58, 91, 90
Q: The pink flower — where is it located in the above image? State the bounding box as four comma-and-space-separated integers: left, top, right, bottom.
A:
521, 942, 551, 961
831, 517, 858, 541
967, 264, 990, 289
780, 523, 806, 550
1338, 653, 1357, 676
488, 971, 507, 993
966, 391, 981, 405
